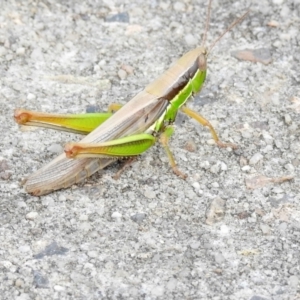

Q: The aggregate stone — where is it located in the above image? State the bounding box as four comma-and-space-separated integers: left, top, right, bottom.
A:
2, 1, 300, 299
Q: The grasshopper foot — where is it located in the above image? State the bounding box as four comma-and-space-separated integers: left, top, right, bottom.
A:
216, 141, 238, 150
173, 167, 187, 179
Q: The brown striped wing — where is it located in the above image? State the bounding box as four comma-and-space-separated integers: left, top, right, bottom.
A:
24, 90, 168, 195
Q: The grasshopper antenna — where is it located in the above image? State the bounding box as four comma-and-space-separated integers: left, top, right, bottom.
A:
201, 0, 213, 47
209, 9, 250, 53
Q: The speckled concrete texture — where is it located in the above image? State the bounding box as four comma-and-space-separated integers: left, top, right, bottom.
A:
1, 0, 300, 299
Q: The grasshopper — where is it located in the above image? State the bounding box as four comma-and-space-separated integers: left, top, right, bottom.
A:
14, 0, 248, 196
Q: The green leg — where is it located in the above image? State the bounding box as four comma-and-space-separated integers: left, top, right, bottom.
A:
159, 126, 187, 179
180, 106, 237, 149
65, 133, 156, 159
14, 104, 123, 135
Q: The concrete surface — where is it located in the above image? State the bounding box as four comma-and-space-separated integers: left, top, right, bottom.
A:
1, 0, 300, 299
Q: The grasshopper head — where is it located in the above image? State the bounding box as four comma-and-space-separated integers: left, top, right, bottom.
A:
197, 46, 208, 71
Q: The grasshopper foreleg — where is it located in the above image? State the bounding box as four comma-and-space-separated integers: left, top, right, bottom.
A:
180, 106, 237, 149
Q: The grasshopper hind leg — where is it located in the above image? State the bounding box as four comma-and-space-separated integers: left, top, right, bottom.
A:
14, 103, 123, 135
113, 157, 137, 180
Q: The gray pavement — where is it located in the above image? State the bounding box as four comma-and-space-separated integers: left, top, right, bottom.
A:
1, 0, 300, 299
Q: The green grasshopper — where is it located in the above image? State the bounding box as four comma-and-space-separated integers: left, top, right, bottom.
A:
14, 1, 248, 196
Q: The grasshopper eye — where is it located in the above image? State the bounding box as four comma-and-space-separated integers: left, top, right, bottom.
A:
197, 54, 207, 71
